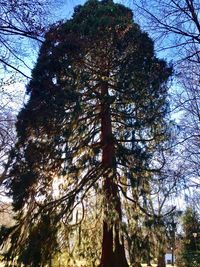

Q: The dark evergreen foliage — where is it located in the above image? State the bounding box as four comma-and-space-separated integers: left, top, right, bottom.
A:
177, 207, 200, 267
1, 0, 172, 265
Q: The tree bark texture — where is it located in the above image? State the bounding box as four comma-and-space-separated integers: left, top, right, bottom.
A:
99, 81, 129, 267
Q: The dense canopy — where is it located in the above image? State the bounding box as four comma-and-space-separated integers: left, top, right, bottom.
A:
1, 1, 172, 266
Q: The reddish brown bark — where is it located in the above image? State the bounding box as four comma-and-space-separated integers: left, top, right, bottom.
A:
99, 81, 129, 267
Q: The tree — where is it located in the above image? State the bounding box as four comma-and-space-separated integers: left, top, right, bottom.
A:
177, 63, 200, 188
131, 0, 200, 191
132, 0, 200, 63
124, 159, 180, 267
0, 0, 65, 77
1, 1, 172, 266
0, 0, 65, 189
176, 207, 200, 267
0, 86, 15, 185
0, 77, 25, 187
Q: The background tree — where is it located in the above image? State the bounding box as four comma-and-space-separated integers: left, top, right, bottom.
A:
124, 163, 179, 267
0, 0, 66, 77
0, 0, 66, 192
135, 147, 182, 267
176, 207, 200, 267
0, 76, 25, 194
132, 0, 200, 60
1, 1, 172, 266
132, 0, 200, 194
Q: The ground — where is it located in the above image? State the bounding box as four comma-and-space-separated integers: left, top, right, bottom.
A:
142, 265, 176, 267
0, 263, 176, 267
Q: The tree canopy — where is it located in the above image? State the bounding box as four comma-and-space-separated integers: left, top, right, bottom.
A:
1, 1, 172, 266
176, 207, 200, 267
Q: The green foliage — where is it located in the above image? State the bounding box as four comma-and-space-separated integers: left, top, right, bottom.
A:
1, 0, 172, 265
1, 213, 59, 266
176, 207, 200, 267
18, 215, 58, 266
70, 0, 134, 37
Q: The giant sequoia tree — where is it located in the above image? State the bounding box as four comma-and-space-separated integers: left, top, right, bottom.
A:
1, 1, 172, 266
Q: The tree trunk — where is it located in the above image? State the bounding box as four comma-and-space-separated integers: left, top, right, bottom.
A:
99, 81, 129, 267
146, 245, 152, 266
157, 251, 166, 267
147, 256, 152, 266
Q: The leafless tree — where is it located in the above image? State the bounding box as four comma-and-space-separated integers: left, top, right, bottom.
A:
0, 77, 25, 188
131, 0, 200, 62
176, 60, 200, 185
131, 0, 200, 192
0, 0, 65, 78
0, 0, 67, 194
